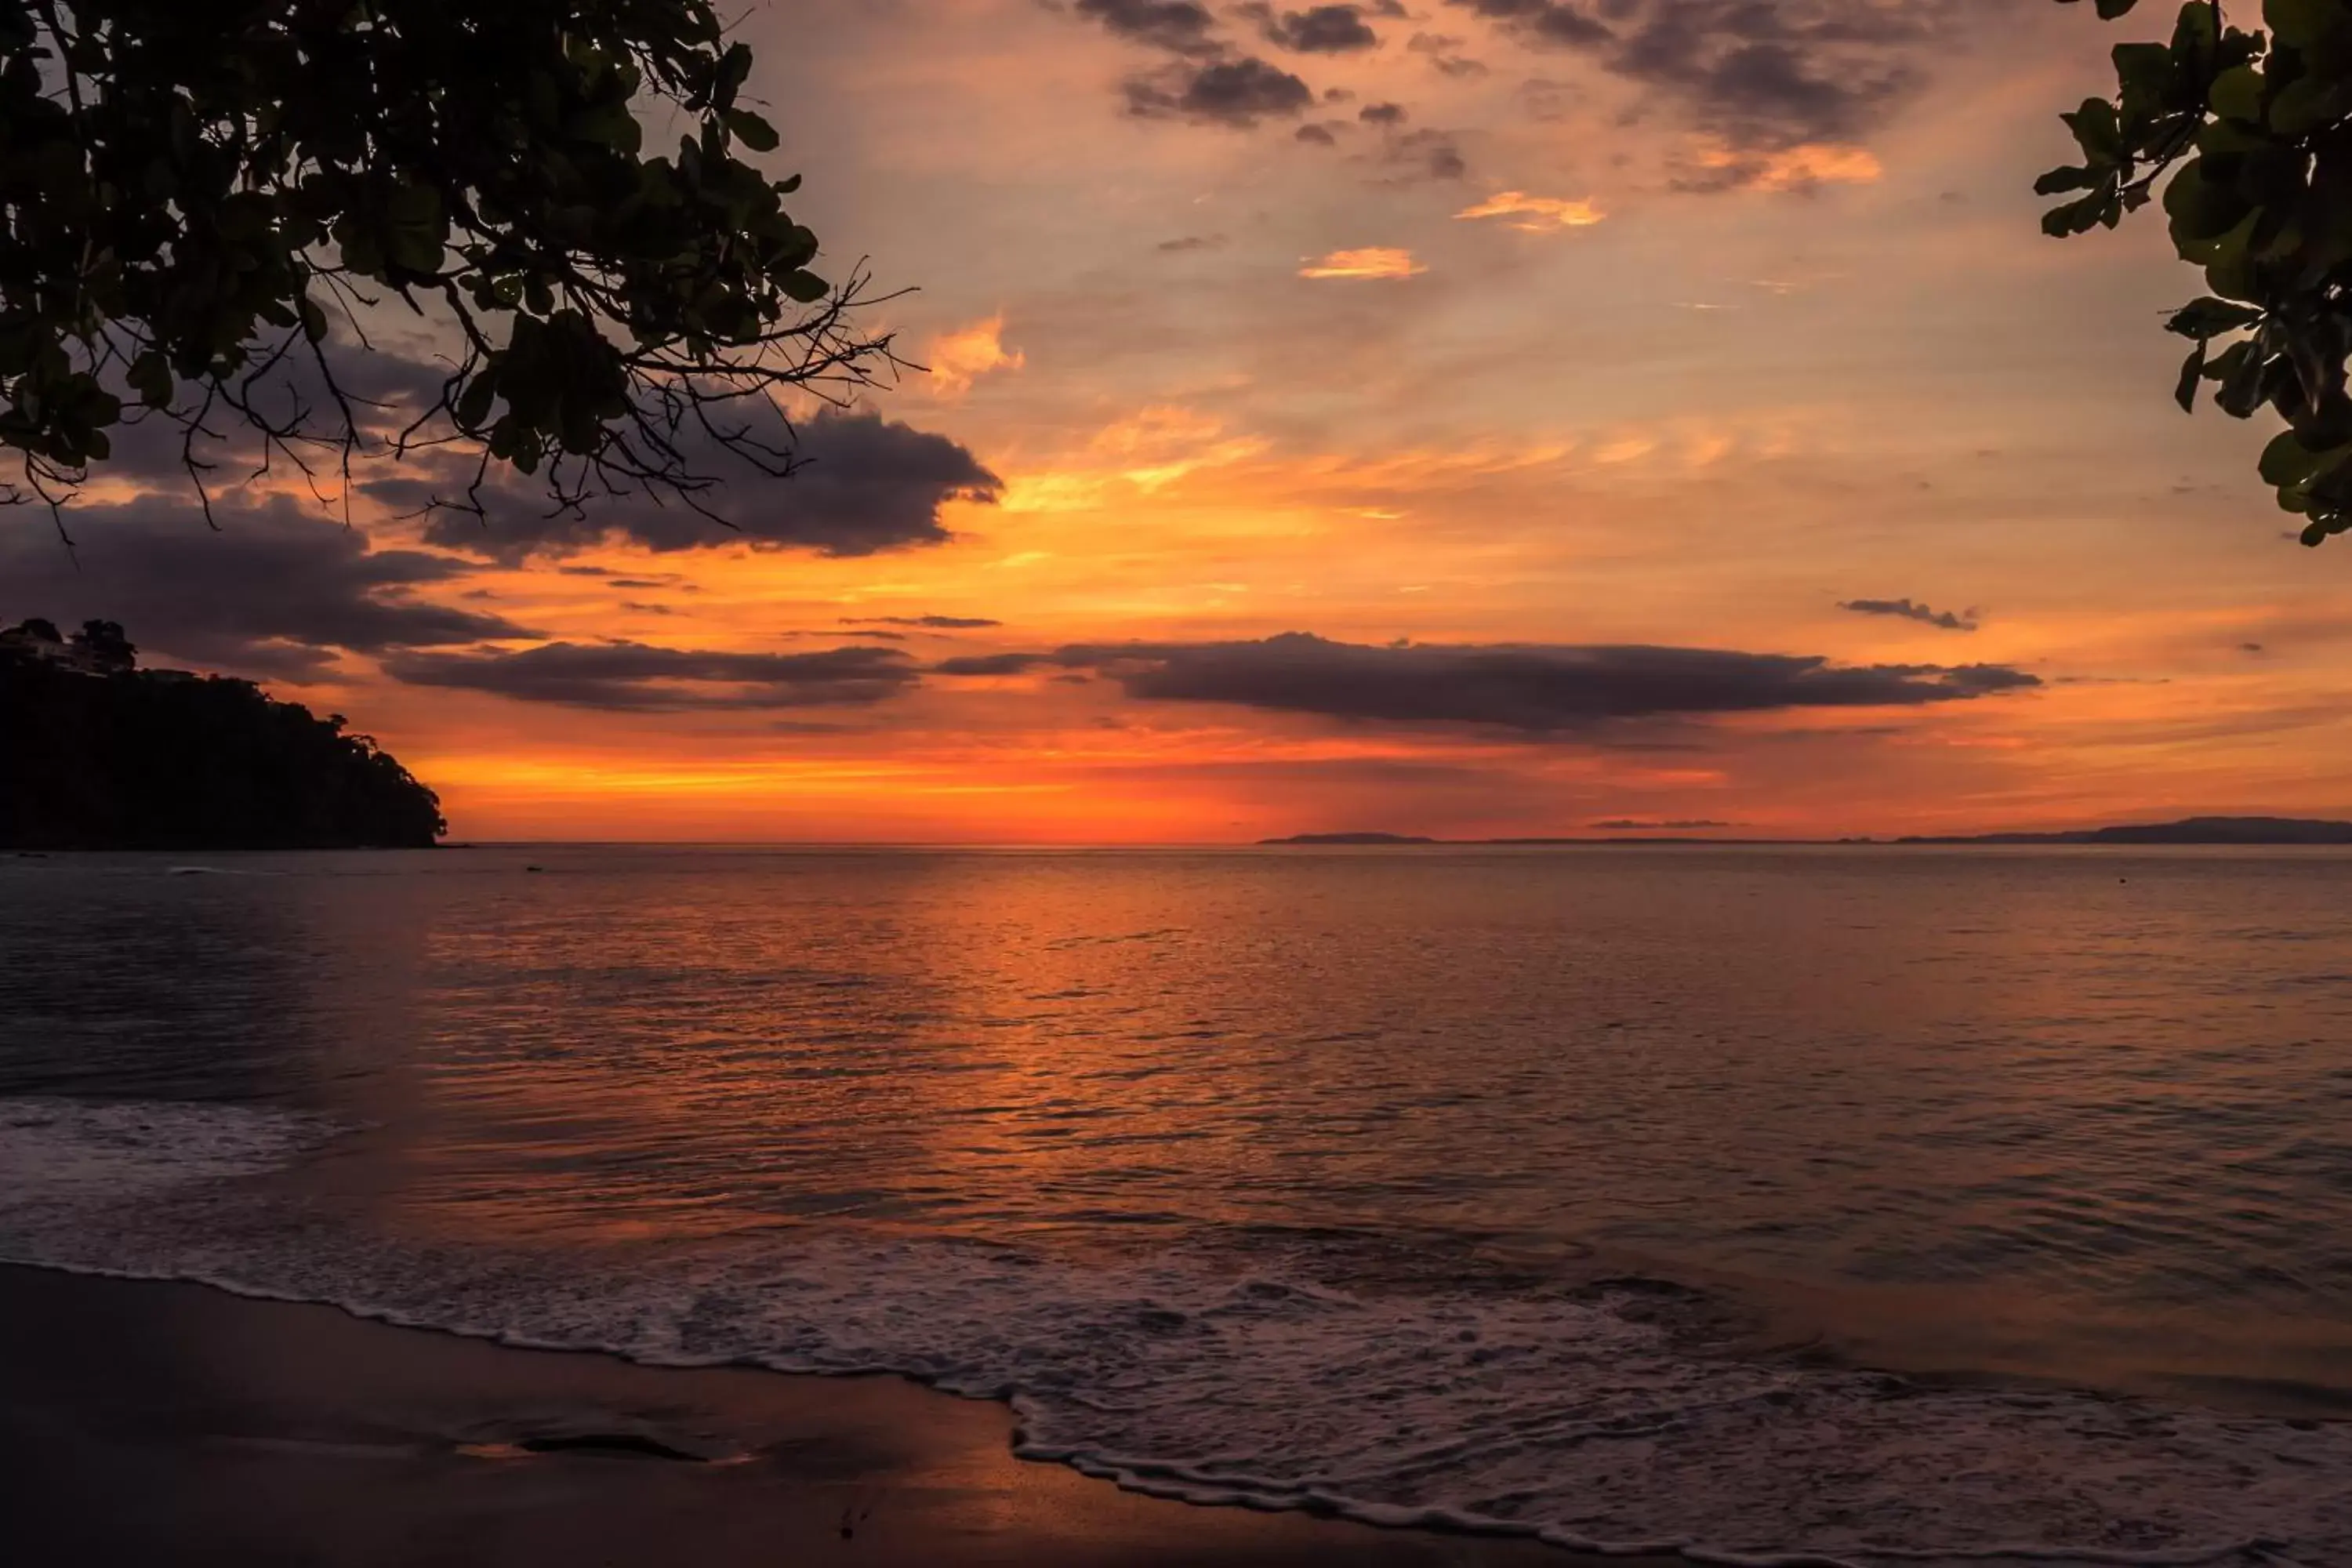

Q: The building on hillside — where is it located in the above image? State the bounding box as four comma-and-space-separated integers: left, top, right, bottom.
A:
2, 619, 136, 675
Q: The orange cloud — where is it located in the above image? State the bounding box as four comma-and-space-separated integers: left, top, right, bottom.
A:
1454, 191, 1606, 232
927, 314, 1025, 396
1299, 247, 1425, 281
1698, 143, 1883, 191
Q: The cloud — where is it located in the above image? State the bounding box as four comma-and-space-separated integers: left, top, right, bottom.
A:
1359, 101, 1407, 125
409, 408, 1001, 562
1156, 234, 1229, 252
383, 641, 920, 711
1408, 31, 1488, 76
1074, 0, 1221, 55
933, 652, 1056, 677
1127, 56, 1316, 124
1592, 819, 1734, 830
927, 316, 1025, 397
1240, 3, 1384, 53
0, 495, 529, 677
1446, 0, 1955, 156
955, 633, 2041, 734
1839, 597, 1979, 633
1446, 0, 1610, 47
1385, 127, 1468, 180
1686, 142, 1882, 193
843, 615, 1004, 630
1300, 246, 1426, 279
1455, 190, 1606, 230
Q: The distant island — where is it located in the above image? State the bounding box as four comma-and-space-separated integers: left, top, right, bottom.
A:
1263, 817, 2352, 848
1261, 832, 1439, 845
1896, 817, 2352, 846
2, 618, 445, 850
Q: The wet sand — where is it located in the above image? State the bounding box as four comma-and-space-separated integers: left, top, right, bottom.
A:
0, 1263, 1635, 1566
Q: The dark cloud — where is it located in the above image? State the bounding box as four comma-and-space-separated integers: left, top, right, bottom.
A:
1447, 0, 1610, 47
1409, 31, 1489, 75
844, 615, 1004, 630
1074, 0, 1221, 55
1156, 234, 1229, 252
1592, 818, 1734, 829
1839, 597, 1979, 633
934, 652, 1057, 677
405, 408, 1000, 563
383, 641, 919, 712
1388, 126, 1468, 180
959, 633, 2038, 733
2, 495, 528, 677
1447, 0, 1952, 152
1240, 3, 1384, 53
1127, 56, 1316, 124
1359, 100, 1407, 124
1296, 122, 1339, 144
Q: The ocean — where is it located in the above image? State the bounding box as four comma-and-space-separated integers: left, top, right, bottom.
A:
4, 844, 2350, 1563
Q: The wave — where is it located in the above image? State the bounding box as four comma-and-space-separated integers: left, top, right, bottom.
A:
0, 1097, 2335, 1568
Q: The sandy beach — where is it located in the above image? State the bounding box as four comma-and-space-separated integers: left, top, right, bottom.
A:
0, 1263, 1628, 1567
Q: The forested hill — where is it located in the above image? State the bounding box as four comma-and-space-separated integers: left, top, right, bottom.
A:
2, 633, 444, 851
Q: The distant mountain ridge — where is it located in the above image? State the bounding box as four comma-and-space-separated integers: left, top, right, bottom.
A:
1896, 817, 2352, 845
1262, 817, 2352, 848
1261, 833, 1438, 845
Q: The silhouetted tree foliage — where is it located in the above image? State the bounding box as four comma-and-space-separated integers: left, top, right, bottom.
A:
0, 632, 444, 848
0, 1, 895, 535
71, 616, 132, 669
2049, 0, 2352, 545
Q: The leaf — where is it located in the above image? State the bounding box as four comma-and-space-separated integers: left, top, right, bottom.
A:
781, 269, 829, 303
2163, 158, 2249, 244
2265, 0, 2343, 50
2209, 63, 2264, 122
2260, 429, 2328, 485
2176, 341, 2207, 410
2165, 296, 2267, 339
2044, 188, 2122, 236
2063, 96, 2126, 162
722, 108, 779, 152
127, 350, 172, 409
2269, 73, 2348, 136
455, 372, 497, 430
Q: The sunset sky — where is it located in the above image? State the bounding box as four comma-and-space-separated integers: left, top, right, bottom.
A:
13, 0, 2352, 842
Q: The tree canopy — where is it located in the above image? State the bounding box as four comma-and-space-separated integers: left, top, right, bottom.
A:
0, 1, 893, 535
0, 630, 445, 848
2046, 0, 2352, 546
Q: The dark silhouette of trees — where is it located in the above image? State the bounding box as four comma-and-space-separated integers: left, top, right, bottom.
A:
2049, 0, 2352, 545
1, 624, 444, 848
0, 2, 896, 536
71, 619, 133, 670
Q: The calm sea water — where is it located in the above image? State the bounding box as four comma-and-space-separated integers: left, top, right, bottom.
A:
4, 845, 2351, 1562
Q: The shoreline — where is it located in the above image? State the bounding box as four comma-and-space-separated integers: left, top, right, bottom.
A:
0, 1261, 1648, 1567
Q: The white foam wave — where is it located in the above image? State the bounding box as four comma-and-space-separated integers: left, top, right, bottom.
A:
0, 1097, 2338, 1567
